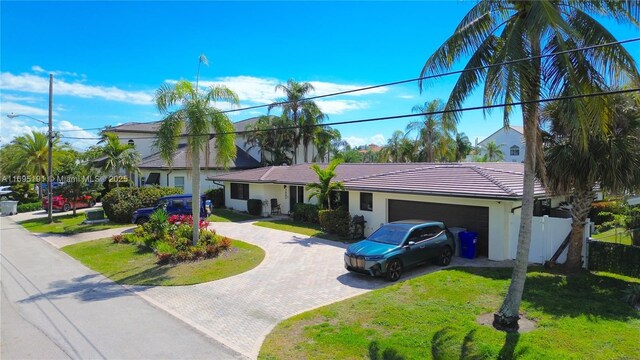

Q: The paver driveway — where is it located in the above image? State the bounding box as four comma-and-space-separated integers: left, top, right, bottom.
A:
127, 221, 508, 359
127, 221, 388, 358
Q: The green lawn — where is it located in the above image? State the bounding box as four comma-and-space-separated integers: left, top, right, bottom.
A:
19, 213, 130, 235
207, 208, 259, 222
592, 227, 633, 245
62, 238, 265, 286
260, 268, 640, 360
254, 219, 351, 242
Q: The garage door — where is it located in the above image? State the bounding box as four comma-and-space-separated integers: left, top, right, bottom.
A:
388, 200, 489, 257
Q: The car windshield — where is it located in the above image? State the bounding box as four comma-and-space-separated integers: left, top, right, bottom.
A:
367, 224, 413, 245
156, 199, 169, 208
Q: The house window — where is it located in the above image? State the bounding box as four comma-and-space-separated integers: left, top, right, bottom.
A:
360, 192, 373, 211
128, 139, 135, 147
231, 183, 250, 200
145, 172, 160, 185
174, 176, 185, 190
510, 145, 520, 156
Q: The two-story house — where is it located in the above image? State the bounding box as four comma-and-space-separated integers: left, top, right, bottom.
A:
476, 125, 525, 163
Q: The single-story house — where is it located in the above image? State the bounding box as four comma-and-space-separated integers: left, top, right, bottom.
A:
209, 162, 576, 262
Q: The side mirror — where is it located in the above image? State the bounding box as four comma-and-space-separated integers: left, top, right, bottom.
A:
404, 241, 415, 248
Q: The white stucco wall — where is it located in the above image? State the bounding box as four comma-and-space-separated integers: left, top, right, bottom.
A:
478, 128, 525, 163
139, 169, 226, 194
113, 132, 159, 159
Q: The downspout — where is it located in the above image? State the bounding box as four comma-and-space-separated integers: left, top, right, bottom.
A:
166, 170, 172, 187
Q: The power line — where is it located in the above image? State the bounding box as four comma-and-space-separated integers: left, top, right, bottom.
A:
53, 36, 640, 135
59, 87, 640, 141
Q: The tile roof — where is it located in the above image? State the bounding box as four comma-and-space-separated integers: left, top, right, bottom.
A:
208, 162, 547, 199
139, 144, 260, 170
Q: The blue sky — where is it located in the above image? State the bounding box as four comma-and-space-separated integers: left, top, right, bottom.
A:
2, 1, 639, 151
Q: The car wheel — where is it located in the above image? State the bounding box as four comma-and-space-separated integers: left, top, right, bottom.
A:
136, 217, 148, 225
385, 259, 403, 282
89, 200, 95, 207
62, 203, 71, 212
439, 246, 453, 266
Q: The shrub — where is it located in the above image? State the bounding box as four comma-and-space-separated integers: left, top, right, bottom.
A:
149, 209, 170, 236
17, 201, 42, 213
168, 214, 210, 229
204, 188, 225, 208
199, 229, 218, 246
112, 234, 124, 243
588, 240, 640, 278
220, 236, 232, 250
318, 209, 351, 236
247, 199, 263, 216
590, 201, 624, 225
102, 186, 183, 223
7, 182, 39, 204
292, 203, 320, 223
155, 241, 177, 264
622, 284, 640, 308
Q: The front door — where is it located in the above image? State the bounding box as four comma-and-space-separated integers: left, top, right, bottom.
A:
289, 186, 304, 211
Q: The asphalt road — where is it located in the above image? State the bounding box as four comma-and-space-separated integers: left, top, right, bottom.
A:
0, 216, 246, 360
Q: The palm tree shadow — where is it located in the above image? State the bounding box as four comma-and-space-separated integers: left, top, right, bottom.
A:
368, 340, 406, 360
431, 327, 526, 360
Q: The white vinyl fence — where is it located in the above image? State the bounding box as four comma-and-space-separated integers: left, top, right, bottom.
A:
509, 215, 589, 264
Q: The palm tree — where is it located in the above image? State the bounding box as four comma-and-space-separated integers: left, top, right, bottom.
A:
380, 130, 405, 162
306, 158, 345, 210
314, 127, 341, 162
454, 132, 473, 162
543, 91, 640, 271
482, 141, 505, 162
420, 1, 639, 330
8, 131, 61, 197
268, 79, 325, 163
244, 115, 296, 166
155, 58, 239, 245
98, 133, 140, 187
408, 99, 454, 162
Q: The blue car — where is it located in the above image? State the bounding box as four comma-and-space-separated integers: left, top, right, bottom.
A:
131, 194, 207, 224
345, 220, 455, 282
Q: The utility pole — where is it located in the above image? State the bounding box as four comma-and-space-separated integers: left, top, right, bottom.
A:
47, 74, 53, 224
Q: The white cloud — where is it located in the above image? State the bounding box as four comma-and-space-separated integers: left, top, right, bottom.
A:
1, 94, 41, 103
308, 81, 388, 96
56, 120, 100, 149
191, 76, 384, 115
0, 117, 47, 146
397, 94, 415, 99
1, 102, 50, 117
315, 100, 369, 114
1, 72, 154, 105
32, 65, 85, 80
344, 134, 386, 147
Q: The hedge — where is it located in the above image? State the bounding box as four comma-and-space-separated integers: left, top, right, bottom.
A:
102, 186, 184, 223
318, 209, 351, 236
292, 203, 319, 223
17, 201, 42, 213
247, 199, 263, 216
588, 240, 640, 278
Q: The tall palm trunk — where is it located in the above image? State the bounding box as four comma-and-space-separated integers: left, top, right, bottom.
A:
494, 33, 541, 331
191, 148, 201, 245
566, 189, 594, 271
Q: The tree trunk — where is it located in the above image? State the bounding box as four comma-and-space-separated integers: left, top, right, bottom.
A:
191, 150, 201, 246
565, 189, 593, 272
494, 31, 541, 332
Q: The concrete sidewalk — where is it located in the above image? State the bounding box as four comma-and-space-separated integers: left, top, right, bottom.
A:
0, 216, 245, 359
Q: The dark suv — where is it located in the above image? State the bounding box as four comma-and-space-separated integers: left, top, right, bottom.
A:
131, 194, 207, 224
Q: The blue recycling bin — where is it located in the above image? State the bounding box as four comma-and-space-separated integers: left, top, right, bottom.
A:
459, 231, 478, 259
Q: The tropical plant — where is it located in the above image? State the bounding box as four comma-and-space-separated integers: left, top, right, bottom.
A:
408, 99, 455, 162
543, 92, 640, 271
97, 132, 140, 187
57, 160, 101, 215
481, 141, 505, 162
454, 132, 473, 162
268, 79, 325, 163
154, 55, 239, 245
420, 0, 640, 330
3, 131, 61, 197
313, 127, 341, 162
244, 115, 295, 166
306, 158, 345, 210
